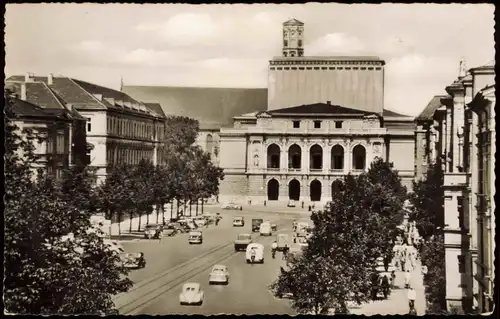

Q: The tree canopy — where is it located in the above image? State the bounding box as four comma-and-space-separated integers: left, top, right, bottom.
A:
4, 91, 132, 314
271, 158, 407, 314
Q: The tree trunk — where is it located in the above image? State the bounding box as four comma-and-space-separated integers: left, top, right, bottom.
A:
156, 203, 159, 224
129, 211, 133, 232
137, 210, 142, 232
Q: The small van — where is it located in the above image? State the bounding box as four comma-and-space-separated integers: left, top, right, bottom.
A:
259, 222, 272, 236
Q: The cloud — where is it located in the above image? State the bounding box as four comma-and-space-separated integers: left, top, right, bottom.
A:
306, 33, 365, 55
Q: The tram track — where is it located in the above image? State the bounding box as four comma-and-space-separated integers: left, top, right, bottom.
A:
115, 219, 290, 315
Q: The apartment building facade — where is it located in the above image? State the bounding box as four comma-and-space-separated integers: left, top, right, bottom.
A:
6, 74, 167, 183
414, 60, 495, 313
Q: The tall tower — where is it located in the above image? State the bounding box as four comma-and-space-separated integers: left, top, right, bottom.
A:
282, 18, 304, 57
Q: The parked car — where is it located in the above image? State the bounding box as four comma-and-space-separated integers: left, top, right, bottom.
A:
259, 222, 272, 236
189, 231, 203, 244
208, 265, 230, 285
144, 224, 163, 239
179, 283, 204, 305
246, 243, 264, 264
120, 252, 146, 269
163, 223, 179, 236
233, 216, 245, 227
221, 202, 242, 210
251, 218, 264, 232
234, 233, 253, 251
287, 200, 296, 207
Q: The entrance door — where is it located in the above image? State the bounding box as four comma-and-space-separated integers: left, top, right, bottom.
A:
267, 179, 279, 201
288, 179, 300, 200
310, 180, 322, 202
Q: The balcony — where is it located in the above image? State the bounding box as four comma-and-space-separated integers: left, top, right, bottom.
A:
444, 172, 468, 187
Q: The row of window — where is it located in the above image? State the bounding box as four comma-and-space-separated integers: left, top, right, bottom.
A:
270, 66, 382, 71
107, 147, 154, 166
292, 120, 343, 129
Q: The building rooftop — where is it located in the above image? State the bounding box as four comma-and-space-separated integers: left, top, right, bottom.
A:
415, 95, 449, 121
122, 85, 268, 130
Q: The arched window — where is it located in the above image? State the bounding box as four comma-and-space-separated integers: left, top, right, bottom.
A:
267, 144, 281, 169
288, 144, 302, 169
310, 180, 322, 202
331, 145, 344, 170
206, 134, 214, 155
310, 144, 323, 170
289, 179, 300, 200
267, 179, 279, 201
352, 145, 366, 170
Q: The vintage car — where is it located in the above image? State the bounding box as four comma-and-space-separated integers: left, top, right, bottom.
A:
189, 231, 203, 244
246, 243, 264, 264
193, 217, 206, 227
276, 233, 289, 251
287, 199, 296, 207
251, 219, 264, 232
120, 252, 146, 269
179, 283, 204, 305
208, 265, 230, 285
144, 224, 163, 239
232, 216, 245, 227
259, 222, 272, 236
234, 233, 253, 251
221, 202, 242, 210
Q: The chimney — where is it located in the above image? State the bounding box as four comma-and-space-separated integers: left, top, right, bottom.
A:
21, 83, 27, 101
48, 73, 53, 85
327, 101, 331, 105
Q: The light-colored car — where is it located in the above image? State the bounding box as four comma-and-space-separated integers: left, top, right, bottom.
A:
246, 243, 264, 263
233, 217, 245, 227
189, 231, 203, 244
179, 283, 204, 305
287, 200, 296, 207
221, 202, 242, 210
208, 265, 230, 285
144, 224, 162, 239
259, 222, 272, 236
234, 233, 253, 251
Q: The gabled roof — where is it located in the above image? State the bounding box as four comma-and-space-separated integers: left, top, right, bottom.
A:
144, 102, 165, 117
268, 103, 368, 115
5, 81, 66, 110
283, 18, 304, 26
415, 95, 448, 121
9, 98, 54, 118
122, 85, 268, 129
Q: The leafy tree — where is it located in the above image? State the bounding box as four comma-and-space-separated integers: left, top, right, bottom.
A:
4, 91, 132, 314
271, 174, 381, 314
408, 163, 444, 239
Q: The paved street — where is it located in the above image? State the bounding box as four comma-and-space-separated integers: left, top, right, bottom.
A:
114, 209, 297, 315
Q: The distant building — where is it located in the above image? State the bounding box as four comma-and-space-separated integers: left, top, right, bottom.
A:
5, 77, 88, 178
6, 74, 167, 183
123, 18, 416, 204
415, 60, 495, 313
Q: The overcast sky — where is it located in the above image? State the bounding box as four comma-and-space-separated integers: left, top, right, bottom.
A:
5, 3, 494, 116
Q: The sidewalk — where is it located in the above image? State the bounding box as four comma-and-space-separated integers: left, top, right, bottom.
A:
348, 251, 426, 315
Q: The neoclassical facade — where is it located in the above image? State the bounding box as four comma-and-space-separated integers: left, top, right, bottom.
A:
415, 60, 495, 313
219, 103, 415, 204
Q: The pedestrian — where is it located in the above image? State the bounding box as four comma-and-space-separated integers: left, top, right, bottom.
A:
381, 275, 390, 299
404, 269, 411, 289
407, 286, 417, 313
390, 270, 396, 288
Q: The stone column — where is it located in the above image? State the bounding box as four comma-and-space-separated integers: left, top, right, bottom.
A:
322, 145, 329, 173
280, 148, 287, 172
344, 142, 351, 174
